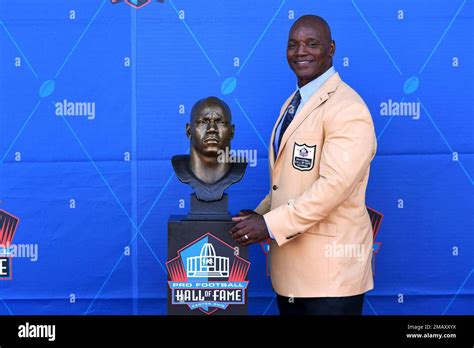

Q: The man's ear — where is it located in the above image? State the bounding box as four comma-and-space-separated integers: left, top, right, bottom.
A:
186, 123, 191, 139
329, 40, 336, 57
231, 124, 235, 140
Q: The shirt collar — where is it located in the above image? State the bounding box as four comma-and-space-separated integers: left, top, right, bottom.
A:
297, 66, 336, 105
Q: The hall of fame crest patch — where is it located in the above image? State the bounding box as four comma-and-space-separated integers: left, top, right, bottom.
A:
292, 143, 316, 171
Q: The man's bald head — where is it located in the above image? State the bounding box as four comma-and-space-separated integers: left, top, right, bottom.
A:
290, 15, 332, 42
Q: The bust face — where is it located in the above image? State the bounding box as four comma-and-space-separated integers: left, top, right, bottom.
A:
187, 102, 234, 157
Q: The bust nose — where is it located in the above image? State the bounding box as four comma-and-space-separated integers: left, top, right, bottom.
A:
207, 120, 218, 132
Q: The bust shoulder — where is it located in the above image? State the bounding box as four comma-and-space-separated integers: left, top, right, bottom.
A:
171, 155, 247, 201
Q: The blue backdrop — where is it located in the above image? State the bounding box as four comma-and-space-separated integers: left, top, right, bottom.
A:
0, 0, 472, 315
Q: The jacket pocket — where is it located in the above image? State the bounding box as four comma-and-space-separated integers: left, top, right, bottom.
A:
307, 221, 337, 237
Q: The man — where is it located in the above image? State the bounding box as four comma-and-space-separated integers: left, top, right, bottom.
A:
230, 15, 377, 315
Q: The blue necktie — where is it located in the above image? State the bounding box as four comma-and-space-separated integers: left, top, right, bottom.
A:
278, 90, 301, 150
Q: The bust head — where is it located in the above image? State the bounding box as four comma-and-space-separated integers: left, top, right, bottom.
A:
186, 96, 234, 159
172, 97, 247, 203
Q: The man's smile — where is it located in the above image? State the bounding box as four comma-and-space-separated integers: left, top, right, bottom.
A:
294, 59, 314, 66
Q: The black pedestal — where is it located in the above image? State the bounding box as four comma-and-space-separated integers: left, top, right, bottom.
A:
167, 216, 249, 315
186, 194, 231, 221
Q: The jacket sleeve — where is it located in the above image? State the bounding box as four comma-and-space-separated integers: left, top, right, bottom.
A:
254, 191, 271, 215
263, 102, 377, 246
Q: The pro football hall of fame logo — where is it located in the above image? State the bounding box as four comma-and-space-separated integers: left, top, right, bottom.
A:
167, 233, 250, 315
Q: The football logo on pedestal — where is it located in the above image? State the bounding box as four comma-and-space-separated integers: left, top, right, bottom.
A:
167, 233, 250, 315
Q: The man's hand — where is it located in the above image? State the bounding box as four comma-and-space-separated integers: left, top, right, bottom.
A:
230, 210, 269, 247
232, 209, 257, 221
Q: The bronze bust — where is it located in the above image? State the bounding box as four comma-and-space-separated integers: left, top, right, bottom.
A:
172, 97, 247, 204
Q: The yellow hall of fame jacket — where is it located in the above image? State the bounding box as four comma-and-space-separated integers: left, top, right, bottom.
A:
255, 72, 377, 298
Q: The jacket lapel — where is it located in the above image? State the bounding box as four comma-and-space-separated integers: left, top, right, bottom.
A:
272, 73, 342, 168
269, 95, 293, 170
